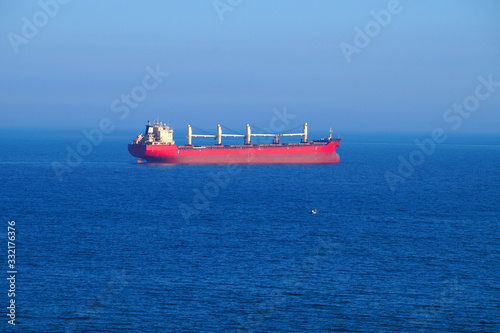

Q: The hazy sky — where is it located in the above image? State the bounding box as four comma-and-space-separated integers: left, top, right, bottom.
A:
1, 0, 499, 133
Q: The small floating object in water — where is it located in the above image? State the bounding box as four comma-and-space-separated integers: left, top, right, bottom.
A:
309, 208, 318, 214
137, 158, 144, 164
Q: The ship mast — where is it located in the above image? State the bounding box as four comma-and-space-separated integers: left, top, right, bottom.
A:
187, 124, 192, 145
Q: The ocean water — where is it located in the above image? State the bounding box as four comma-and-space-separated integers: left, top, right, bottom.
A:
0, 129, 499, 332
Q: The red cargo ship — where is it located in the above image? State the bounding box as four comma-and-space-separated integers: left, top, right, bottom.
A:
128, 120, 341, 164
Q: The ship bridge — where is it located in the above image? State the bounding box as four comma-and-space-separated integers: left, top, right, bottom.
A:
135, 119, 175, 145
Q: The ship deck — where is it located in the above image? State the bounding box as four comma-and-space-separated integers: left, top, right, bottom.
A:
177, 139, 340, 150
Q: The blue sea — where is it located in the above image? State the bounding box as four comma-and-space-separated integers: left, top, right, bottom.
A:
1, 129, 499, 332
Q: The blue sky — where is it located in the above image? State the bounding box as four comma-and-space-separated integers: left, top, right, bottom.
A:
1, 0, 499, 133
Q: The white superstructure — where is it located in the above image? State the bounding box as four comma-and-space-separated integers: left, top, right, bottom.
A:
135, 119, 175, 145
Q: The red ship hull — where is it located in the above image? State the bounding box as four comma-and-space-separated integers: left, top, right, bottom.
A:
128, 140, 340, 164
